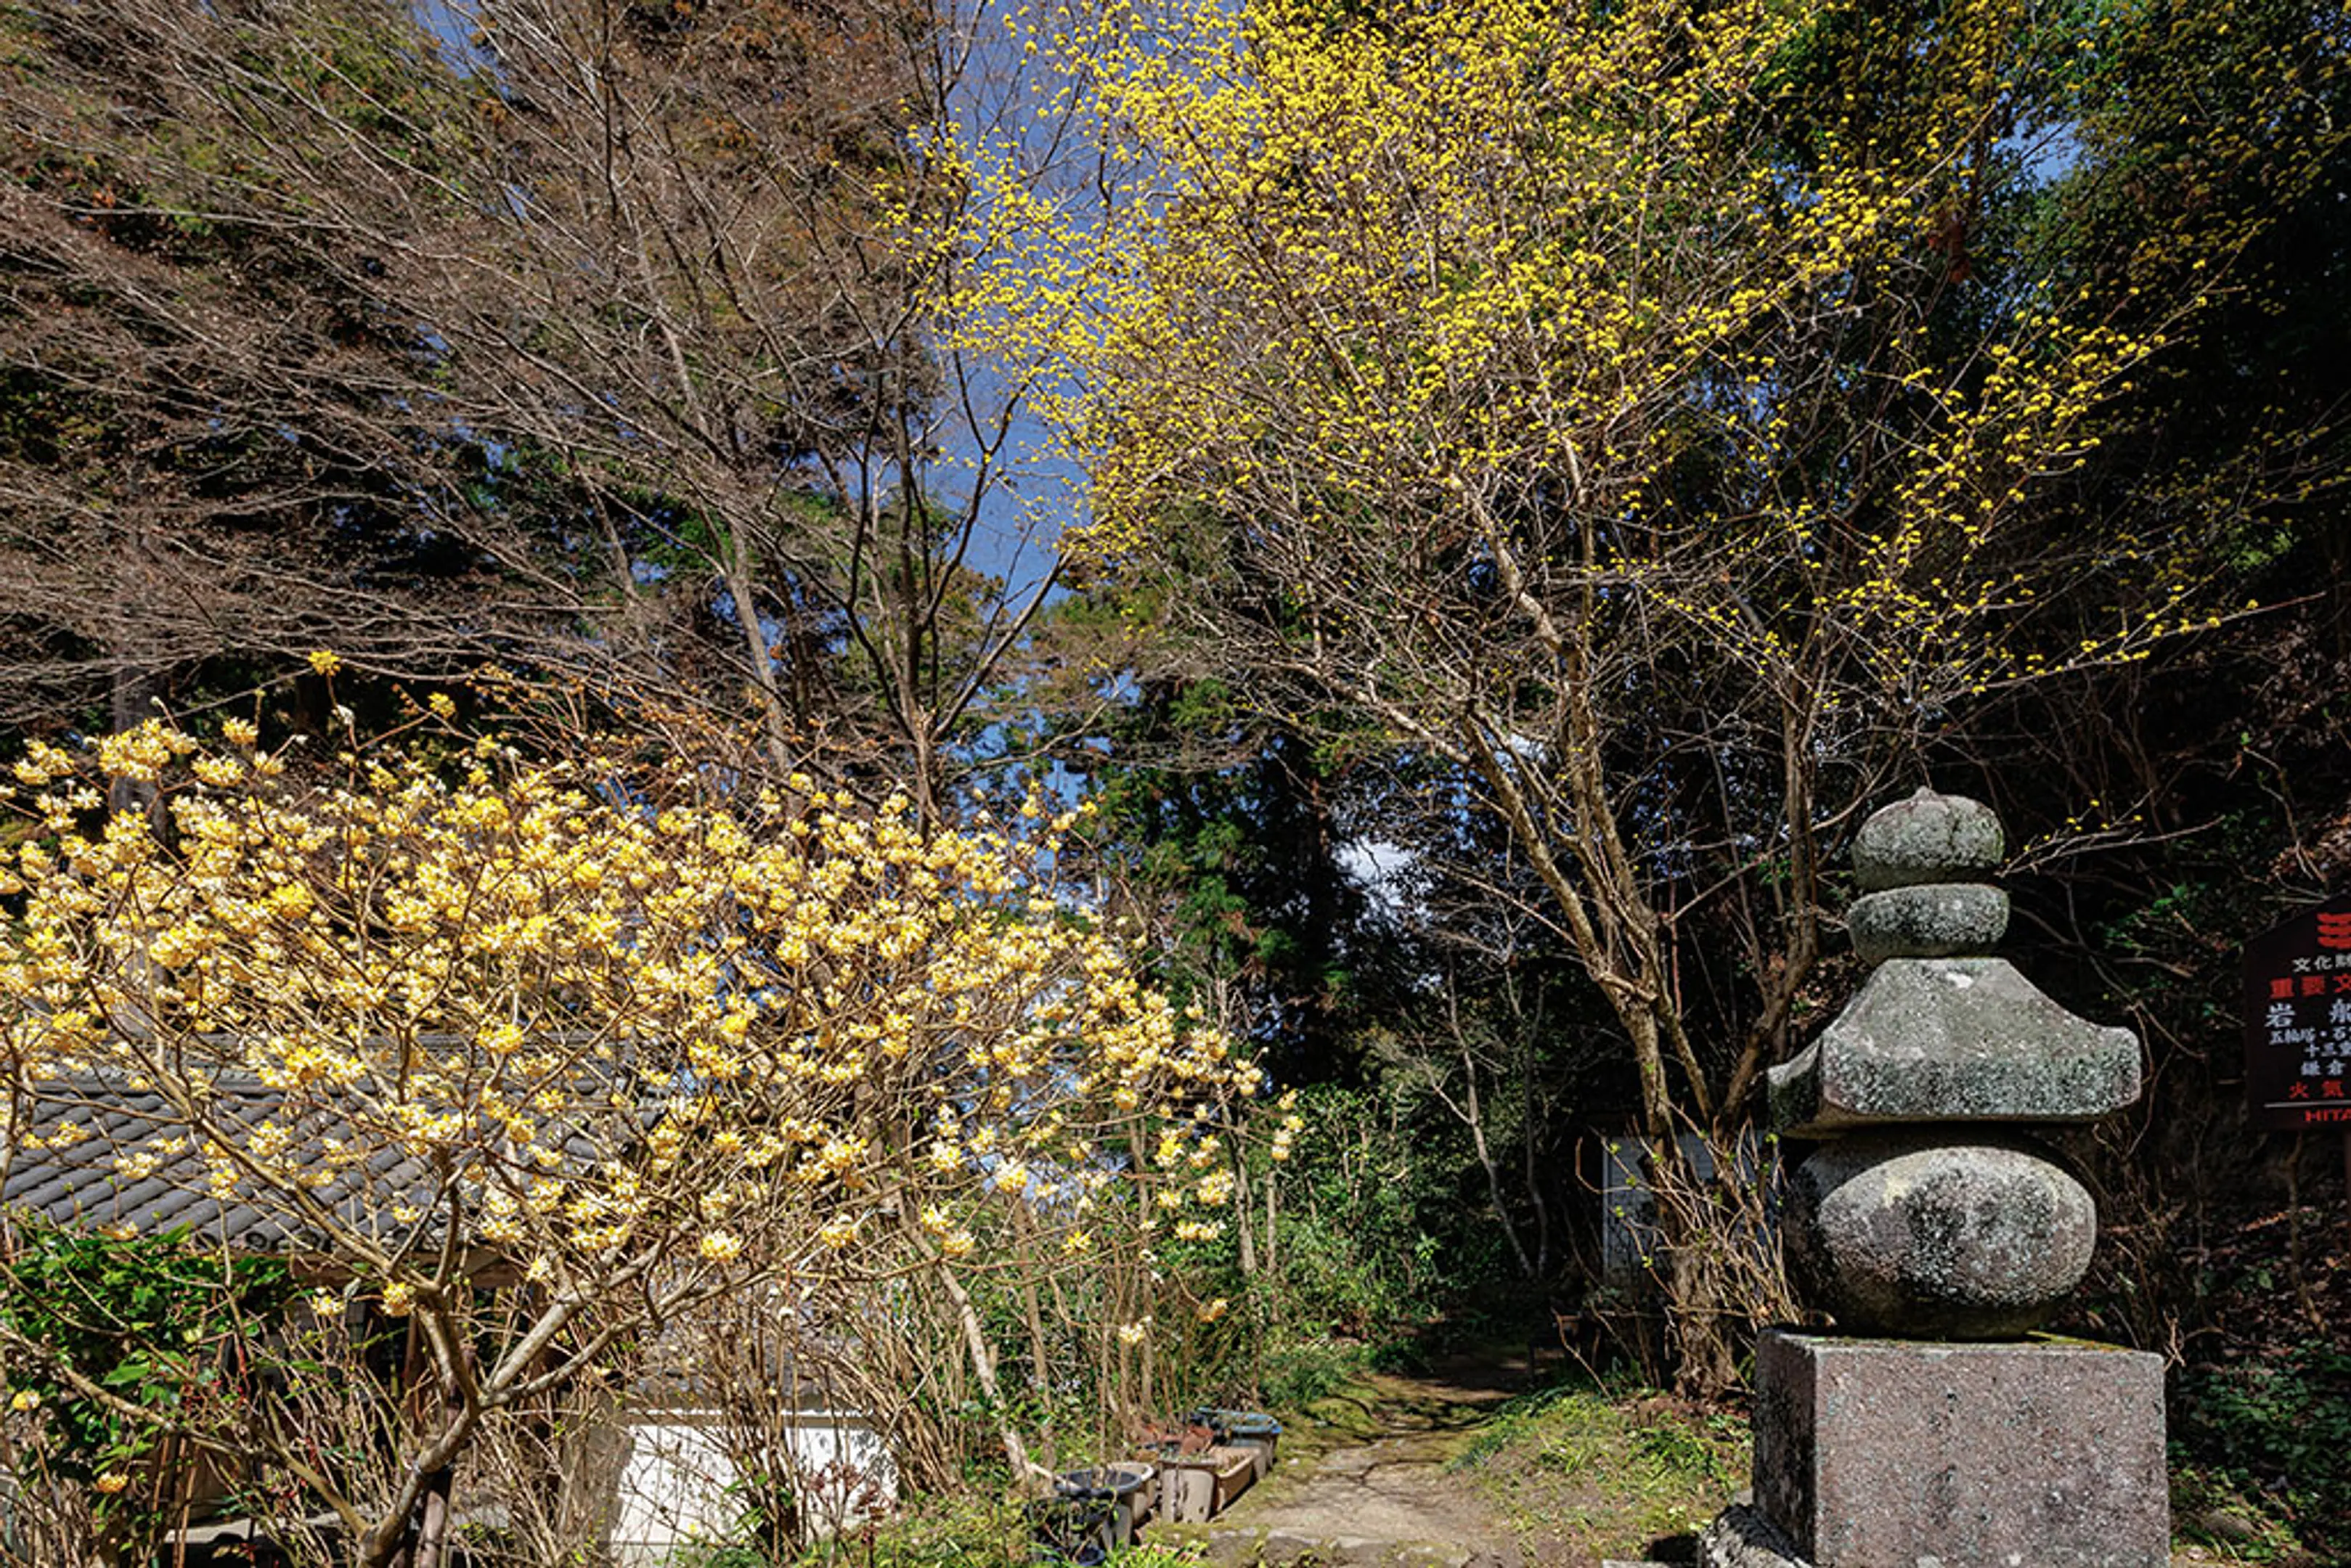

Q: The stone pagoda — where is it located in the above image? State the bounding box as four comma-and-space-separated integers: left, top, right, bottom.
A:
1706, 788, 2169, 1568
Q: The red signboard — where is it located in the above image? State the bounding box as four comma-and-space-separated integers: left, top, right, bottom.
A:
2244, 895, 2351, 1131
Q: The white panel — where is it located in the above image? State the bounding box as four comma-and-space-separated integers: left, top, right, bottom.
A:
607, 1414, 898, 1561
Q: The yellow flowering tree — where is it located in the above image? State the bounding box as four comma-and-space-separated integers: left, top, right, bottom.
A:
0, 713, 1255, 1564
924, 0, 2334, 1387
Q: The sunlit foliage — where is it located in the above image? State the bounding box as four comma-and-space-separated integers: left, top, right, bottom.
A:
913, 0, 2342, 1392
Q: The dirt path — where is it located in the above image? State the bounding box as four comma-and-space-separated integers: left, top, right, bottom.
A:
1155, 1347, 2215, 1568
1172, 1352, 1556, 1568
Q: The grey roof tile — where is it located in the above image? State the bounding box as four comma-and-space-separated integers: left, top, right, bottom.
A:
7, 1076, 441, 1251
7, 1042, 653, 1260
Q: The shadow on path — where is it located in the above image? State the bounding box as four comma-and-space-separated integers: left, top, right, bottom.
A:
1176, 1349, 1581, 1568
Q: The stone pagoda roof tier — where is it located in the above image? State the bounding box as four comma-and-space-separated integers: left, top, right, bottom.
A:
1768, 957, 2141, 1137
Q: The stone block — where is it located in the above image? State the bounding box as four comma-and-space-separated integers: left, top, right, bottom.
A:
1846, 883, 2008, 965
1752, 1331, 2167, 1568
1769, 959, 2141, 1136
1697, 1503, 1805, 1568
1853, 789, 2003, 893
1781, 1130, 2095, 1338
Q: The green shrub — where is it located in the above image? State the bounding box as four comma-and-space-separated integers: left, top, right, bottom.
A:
2172, 1341, 2351, 1560
1256, 1332, 1376, 1411
0, 1220, 292, 1557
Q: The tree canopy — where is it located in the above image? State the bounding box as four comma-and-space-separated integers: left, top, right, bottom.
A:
940, 0, 2349, 1385
3, 0, 2349, 1497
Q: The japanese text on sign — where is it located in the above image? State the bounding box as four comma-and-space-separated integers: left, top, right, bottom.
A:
2244, 897, 2351, 1131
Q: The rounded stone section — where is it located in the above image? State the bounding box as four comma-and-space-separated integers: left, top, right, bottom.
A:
1846, 883, 2009, 965
1782, 1130, 2095, 1338
1853, 788, 2003, 893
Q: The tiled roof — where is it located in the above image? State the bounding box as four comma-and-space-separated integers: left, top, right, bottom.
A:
4, 1073, 645, 1262
3, 1077, 444, 1251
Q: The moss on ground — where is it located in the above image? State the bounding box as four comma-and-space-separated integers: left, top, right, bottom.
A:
1446, 1382, 1748, 1563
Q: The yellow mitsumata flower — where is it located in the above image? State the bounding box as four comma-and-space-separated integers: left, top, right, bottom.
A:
0, 714, 1255, 1365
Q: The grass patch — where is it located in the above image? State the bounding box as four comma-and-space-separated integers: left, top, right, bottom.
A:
1448, 1381, 1746, 1561
1259, 1331, 1380, 1411
2169, 1340, 2351, 1564
672, 1494, 1032, 1568
675, 1487, 1220, 1568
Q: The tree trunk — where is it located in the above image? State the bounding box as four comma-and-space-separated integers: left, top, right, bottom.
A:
933, 1259, 1035, 1482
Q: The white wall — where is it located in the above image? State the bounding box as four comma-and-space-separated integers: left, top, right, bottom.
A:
607, 1412, 897, 1565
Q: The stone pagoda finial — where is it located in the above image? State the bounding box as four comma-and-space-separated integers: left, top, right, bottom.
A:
1846, 785, 2008, 964
1767, 787, 2142, 1339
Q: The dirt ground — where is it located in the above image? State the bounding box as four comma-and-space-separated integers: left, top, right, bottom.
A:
1167, 1351, 1573, 1568
1155, 1346, 2220, 1568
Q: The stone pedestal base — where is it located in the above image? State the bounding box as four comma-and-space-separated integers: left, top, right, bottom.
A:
1698, 1502, 1809, 1567
1752, 1330, 2167, 1568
